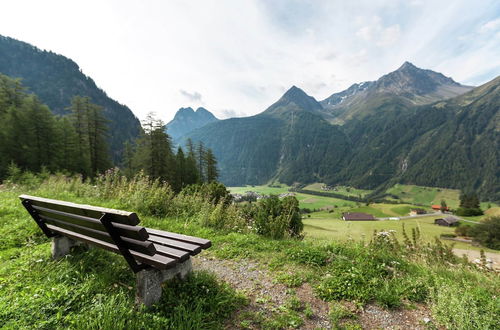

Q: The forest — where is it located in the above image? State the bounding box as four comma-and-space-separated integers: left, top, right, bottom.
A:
0, 73, 217, 192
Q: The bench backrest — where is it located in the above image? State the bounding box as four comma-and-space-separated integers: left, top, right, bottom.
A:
19, 194, 160, 272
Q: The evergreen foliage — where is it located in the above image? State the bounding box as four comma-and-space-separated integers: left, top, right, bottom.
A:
128, 113, 219, 192
0, 74, 110, 179
0, 35, 141, 161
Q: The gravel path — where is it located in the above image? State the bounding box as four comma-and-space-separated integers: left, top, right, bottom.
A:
192, 256, 434, 329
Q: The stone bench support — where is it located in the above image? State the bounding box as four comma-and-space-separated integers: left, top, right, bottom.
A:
135, 258, 193, 307
51, 235, 79, 259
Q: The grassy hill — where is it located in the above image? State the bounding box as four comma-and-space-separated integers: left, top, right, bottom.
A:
2, 177, 498, 328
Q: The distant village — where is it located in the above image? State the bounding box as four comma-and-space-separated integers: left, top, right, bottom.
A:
233, 190, 460, 227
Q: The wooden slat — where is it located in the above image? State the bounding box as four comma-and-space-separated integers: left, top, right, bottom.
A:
40, 215, 156, 256
32, 205, 148, 241
45, 224, 176, 270
146, 228, 211, 249
19, 195, 139, 225
153, 244, 191, 261
147, 235, 202, 255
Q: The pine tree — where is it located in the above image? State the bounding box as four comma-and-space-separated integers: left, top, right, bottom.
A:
205, 148, 219, 182
132, 112, 175, 183
197, 141, 206, 182
70, 96, 92, 177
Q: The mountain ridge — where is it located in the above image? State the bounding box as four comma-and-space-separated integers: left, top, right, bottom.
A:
166, 106, 219, 141
0, 35, 141, 161
184, 66, 498, 200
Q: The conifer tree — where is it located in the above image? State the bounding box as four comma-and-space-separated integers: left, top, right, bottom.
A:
205, 148, 219, 182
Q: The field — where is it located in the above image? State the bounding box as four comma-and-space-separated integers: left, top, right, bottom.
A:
303, 215, 497, 252
229, 184, 500, 252
303, 183, 372, 198
1, 178, 499, 329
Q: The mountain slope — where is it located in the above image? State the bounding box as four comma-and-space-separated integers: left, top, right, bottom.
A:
320, 62, 474, 124
335, 76, 499, 199
0, 35, 141, 160
184, 69, 498, 200
185, 86, 349, 185
166, 107, 218, 141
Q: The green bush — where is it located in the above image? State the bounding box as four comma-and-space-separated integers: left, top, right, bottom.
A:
469, 216, 500, 250
286, 245, 329, 266
455, 207, 483, 216
253, 195, 303, 239
455, 224, 472, 237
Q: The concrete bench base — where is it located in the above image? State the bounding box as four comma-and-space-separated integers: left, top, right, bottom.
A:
135, 259, 193, 307
52, 235, 194, 308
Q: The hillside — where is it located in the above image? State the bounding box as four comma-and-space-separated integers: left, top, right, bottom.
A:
185, 86, 349, 185
185, 65, 498, 200
336, 76, 500, 200
320, 62, 474, 125
166, 107, 218, 142
0, 35, 141, 161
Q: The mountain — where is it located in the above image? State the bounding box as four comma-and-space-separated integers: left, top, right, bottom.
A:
166, 107, 218, 141
335, 76, 499, 200
0, 35, 141, 161
185, 86, 349, 185
184, 65, 498, 200
264, 85, 323, 116
320, 61, 474, 124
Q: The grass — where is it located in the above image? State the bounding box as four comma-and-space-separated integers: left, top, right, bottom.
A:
1, 178, 499, 329
304, 183, 372, 198
302, 215, 498, 252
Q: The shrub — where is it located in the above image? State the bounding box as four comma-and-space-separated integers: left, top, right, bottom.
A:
455, 207, 483, 216
287, 245, 329, 266
455, 224, 472, 237
253, 195, 303, 239
181, 182, 233, 205
468, 216, 500, 250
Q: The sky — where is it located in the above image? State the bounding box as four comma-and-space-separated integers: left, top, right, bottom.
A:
1, 0, 499, 122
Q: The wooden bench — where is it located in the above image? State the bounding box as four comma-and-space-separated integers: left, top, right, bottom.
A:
19, 194, 211, 307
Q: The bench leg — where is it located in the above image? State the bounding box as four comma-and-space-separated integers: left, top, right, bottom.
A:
51, 236, 77, 259
135, 259, 193, 308
136, 268, 163, 307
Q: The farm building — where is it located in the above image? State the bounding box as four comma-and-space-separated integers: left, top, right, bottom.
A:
431, 204, 449, 212
409, 208, 426, 216
434, 217, 459, 227
342, 212, 375, 221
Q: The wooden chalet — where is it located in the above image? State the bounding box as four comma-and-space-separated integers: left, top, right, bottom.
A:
409, 208, 426, 216
434, 216, 459, 227
431, 205, 449, 212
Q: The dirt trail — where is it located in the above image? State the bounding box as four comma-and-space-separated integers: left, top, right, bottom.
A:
192, 256, 432, 329
453, 248, 500, 270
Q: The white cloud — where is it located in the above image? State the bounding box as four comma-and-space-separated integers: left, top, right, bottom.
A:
479, 17, 500, 33
0, 0, 497, 122
355, 16, 401, 47
180, 90, 203, 103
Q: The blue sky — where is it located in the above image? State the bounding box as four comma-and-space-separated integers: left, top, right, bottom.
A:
0, 0, 499, 121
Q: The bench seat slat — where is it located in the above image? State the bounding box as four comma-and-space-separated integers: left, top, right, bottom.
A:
32, 205, 148, 241
40, 215, 156, 256
153, 244, 191, 261
45, 224, 176, 270
20, 195, 139, 225
147, 235, 202, 255
146, 228, 211, 248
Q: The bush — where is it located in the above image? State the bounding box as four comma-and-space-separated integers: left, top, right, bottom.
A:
181, 182, 233, 205
455, 207, 483, 216
253, 195, 303, 239
455, 224, 472, 237
469, 217, 500, 250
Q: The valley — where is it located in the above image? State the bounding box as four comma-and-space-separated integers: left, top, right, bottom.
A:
229, 183, 500, 254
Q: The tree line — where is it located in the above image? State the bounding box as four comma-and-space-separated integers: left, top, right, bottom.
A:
0, 73, 219, 189
122, 112, 219, 192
